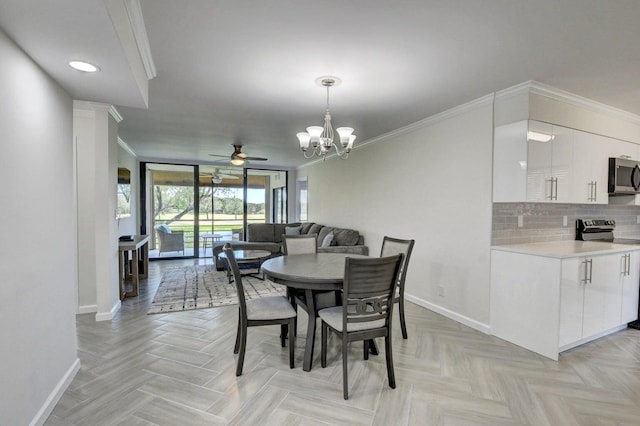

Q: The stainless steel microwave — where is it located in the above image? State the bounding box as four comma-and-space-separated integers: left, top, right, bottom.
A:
609, 157, 640, 195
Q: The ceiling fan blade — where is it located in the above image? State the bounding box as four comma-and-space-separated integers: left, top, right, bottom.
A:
244, 156, 268, 161
208, 154, 228, 158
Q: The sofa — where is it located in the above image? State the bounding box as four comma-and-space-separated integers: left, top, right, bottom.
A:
212, 222, 368, 270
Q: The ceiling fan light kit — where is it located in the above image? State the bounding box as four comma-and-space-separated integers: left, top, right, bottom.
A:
209, 144, 268, 166
296, 76, 356, 160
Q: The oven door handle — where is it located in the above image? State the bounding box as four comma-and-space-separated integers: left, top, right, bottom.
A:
632, 165, 640, 190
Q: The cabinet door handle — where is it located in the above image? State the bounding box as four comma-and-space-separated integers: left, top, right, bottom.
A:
582, 259, 593, 284
626, 253, 631, 276
548, 177, 558, 201
587, 181, 597, 202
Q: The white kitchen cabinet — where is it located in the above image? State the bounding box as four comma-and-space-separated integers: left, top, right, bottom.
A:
605, 137, 639, 160
491, 244, 640, 360
493, 120, 573, 202
526, 121, 573, 202
571, 130, 608, 204
622, 251, 640, 323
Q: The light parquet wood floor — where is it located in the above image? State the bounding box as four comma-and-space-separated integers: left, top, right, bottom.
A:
46, 259, 640, 425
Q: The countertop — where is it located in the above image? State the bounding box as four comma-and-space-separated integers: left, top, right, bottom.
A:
491, 240, 640, 259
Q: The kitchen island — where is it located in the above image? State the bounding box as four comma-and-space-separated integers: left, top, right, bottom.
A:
491, 240, 640, 360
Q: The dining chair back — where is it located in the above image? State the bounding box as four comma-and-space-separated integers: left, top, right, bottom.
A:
282, 234, 318, 255
224, 246, 297, 376
318, 254, 403, 399
380, 236, 415, 339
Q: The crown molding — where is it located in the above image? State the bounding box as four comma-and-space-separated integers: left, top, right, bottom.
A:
123, 0, 157, 80
496, 80, 640, 125
298, 94, 495, 169
117, 137, 137, 157
527, 81, 640, 125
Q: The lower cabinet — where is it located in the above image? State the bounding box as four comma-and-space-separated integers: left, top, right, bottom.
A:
491, 249, 640, 360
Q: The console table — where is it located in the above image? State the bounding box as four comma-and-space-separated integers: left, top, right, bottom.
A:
118, 235, 150, 300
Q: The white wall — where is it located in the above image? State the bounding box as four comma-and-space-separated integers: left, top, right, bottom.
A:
299, 98, 495, 330
74, 102, 121, 319
0, 30, 80, 425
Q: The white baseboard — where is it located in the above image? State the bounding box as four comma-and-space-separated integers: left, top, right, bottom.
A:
405, 293, 491, 334
30, 358, 80, 426
77, 304, 97, 314
95, 300, 121, 322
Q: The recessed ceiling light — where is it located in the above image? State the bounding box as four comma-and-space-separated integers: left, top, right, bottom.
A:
68, 60, 100, 73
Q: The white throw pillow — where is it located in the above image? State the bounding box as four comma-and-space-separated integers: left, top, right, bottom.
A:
285, 225, 301, 235
321, 232, 334, 248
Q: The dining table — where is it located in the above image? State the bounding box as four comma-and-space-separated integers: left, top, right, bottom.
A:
261, 252, 372, 371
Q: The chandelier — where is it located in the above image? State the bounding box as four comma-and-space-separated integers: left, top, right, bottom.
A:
296, 76, 356, 160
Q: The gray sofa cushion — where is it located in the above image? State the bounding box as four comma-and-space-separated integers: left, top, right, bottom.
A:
247, 223, 274, 242
317, 226, 336, 247
299, 222, 315, 234
333, 228, 360, 246
308, 223, 324, 236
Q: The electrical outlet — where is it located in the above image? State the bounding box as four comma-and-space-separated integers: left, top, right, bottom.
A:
563, 216, 568, 227
517, 215, 523, 228
637, 215, 640, 224
438, 285, 445, 297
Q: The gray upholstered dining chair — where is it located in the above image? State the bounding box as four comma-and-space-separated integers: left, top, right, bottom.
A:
223, 246, 297, 376
318, 254, 403, 400
282, 233, 318, 255
380, 236, 415, 339
283, 234, 337, 335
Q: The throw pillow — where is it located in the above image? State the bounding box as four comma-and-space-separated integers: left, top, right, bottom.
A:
321, 232, 334, 248
285, 225, 301, 236
333, 229, 360, 246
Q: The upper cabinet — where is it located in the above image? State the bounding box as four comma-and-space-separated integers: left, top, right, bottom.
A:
571, 130, 608, 204
526, 121, 573, 202
493, 119, 639, 204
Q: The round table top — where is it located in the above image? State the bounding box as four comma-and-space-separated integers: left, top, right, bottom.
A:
218, 249, 271, 261
261, 253, 369, 288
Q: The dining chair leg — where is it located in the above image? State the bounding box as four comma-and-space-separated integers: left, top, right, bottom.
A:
399, 298, 408, 339
385, 334, 396, 389
321, 322, 328, 368
363, 340, 369, 360
233, 310, 241, 354
288, 318, 295, 369
236, 322, 247, 376
342, 334, 349, 400
280, 324, 287, 347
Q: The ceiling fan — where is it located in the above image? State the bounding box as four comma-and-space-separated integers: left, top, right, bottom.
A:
199, 168, 239, 184
209, 144, 268, 166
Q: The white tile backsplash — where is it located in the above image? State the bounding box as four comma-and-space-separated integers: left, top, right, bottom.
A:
492, 203, 640, 245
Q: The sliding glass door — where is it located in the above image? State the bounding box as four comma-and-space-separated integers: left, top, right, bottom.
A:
143, 163, 287, 259
146, 164, 198, 259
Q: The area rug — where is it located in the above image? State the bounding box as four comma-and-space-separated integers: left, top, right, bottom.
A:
147, 264, 286, 314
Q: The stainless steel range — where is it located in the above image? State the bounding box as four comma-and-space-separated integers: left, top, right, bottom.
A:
576, 218, 640, 330
576, 218, 640, 245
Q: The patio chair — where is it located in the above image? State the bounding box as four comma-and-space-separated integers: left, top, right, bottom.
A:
155, 224, 185, 254
224, 246, 297, 376
318, 254, 403, 399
